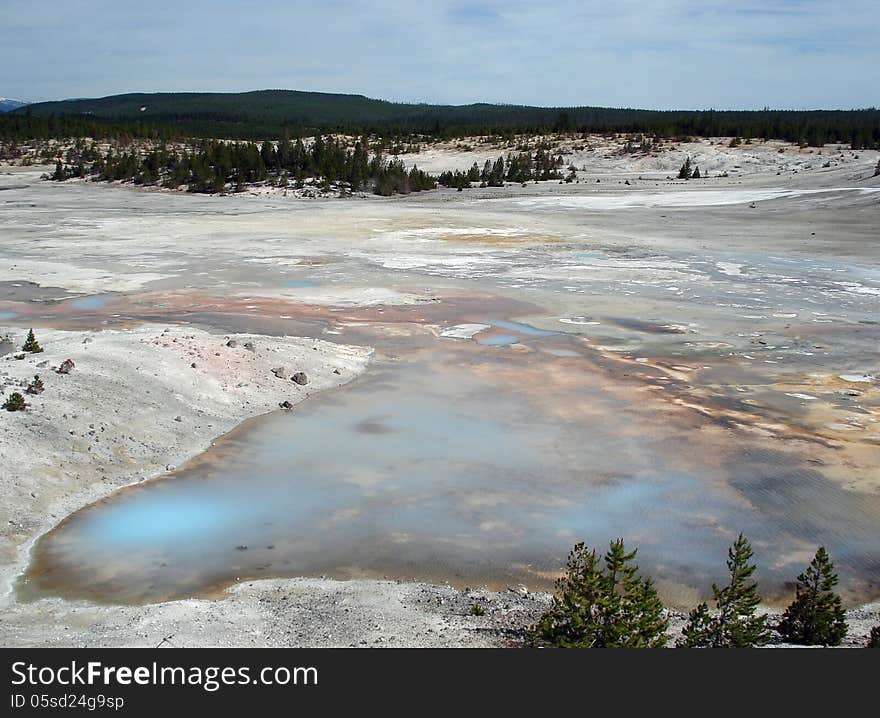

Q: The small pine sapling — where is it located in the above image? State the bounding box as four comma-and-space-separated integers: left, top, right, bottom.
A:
531, 539, 669, 648
2, 391, 26, 412
678, 156, 693, 179
22, 329, 43, 353
26, 375, 45, 395
679, 533, 770, 647
778, 547, 847, 646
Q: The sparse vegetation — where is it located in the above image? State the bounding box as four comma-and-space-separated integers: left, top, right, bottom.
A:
868, 625, 880, 648
777, 547, 847, 646
469, 603, 486, 616
437, 149, 564, 190
26, 375, 45, 395
678, 534, 770, 648
49, 136, 436, 197
22, 329, 43, 353
530, 539, 668, 648
2, 391, 26, 412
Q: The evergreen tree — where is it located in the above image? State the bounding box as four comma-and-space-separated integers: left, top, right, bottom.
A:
531, 539, 669, 648
678, 156, 693, 179
868, 625, 880, 648
22, 329, 43, 353
874, 159, 880, 177
692, 165, 701, 179
778, 547, 847, 646
679, 533, 770, 647
2, 391, 26, 411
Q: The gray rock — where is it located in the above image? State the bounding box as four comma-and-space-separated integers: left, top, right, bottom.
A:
244, 342, 256, 352
279, 400, 294, 410
226, 339, 238, 348
271, 367, 290, 380
292, 372, 309, 385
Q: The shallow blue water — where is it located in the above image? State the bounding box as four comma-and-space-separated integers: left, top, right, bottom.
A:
284, 280, 320, 288
488, 319, 558, 337
67, 296, 110, 310
476, 333, 521, 346
24, 347, 880, 605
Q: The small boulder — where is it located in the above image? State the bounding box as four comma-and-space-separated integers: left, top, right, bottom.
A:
271, 367, 291, 380
244, 342, 256, 352
226, 339, 238, 348
291, 372, 309, 386
279, 400, 294, 410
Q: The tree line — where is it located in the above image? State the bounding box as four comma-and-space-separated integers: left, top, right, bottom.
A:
437, 148, 566, 189
47, 138, 577, 196
4, 91, 879, 147
530, 535, 879, 648
48, 136, 437, 196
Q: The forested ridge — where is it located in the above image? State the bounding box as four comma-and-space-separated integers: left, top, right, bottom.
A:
4, 89, 879, 147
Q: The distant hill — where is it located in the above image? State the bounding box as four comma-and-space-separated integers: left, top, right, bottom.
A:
8, 89, 880, 147
14, 89, 604, 131
0, 98, 28, 113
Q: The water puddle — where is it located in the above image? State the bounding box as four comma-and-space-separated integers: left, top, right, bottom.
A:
475, 333, 521, 346
488, 319, 558, 337
284, 280, 320, 288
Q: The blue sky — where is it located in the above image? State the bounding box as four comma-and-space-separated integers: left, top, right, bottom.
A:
1, 0, 877, 108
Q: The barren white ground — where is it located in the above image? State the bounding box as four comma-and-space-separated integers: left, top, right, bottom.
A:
1, 136, 878, 647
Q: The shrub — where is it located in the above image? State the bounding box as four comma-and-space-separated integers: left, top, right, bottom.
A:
530, 539, 669, 648
22, 328, 43, 353
26, 375, 44, 395
679, 533, 770, 647
778, 547, 847, 646
469, 604, 486, 616
2, 391, 26, 411
867, 625, 880, 648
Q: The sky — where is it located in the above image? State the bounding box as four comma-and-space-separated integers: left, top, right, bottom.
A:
1, 0, 878, 109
